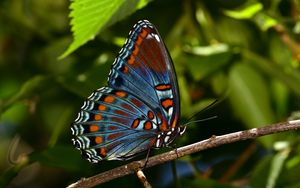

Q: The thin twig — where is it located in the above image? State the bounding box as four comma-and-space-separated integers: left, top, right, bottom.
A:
136, 170, 152, 188
67, 121, 300, 188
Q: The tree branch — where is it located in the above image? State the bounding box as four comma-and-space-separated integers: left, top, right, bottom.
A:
67, 120, 300, 188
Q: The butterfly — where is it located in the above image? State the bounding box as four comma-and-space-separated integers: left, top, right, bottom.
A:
71, 20, 186, 163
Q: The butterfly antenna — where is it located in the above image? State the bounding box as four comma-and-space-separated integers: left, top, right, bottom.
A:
184, 116, 218, 126
181, 92, 229, 126
182, 99, 219, 125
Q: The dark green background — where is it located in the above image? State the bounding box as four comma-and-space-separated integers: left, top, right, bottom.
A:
1, 0, 300, 187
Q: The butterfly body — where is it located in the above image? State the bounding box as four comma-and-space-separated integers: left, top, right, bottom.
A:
71, 20, 186, 163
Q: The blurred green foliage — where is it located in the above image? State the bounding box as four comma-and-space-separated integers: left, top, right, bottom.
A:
1, 0, 300, 187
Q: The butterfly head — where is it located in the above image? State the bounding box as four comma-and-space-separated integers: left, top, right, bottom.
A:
154, 126, 186, 148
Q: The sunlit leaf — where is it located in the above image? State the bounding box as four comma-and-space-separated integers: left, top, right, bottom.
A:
224, 2, 263, 19
293, 21, 300, 34
185, 43, 229, 56
60, 0, 151, 58
186, 45, 232, 80
266, 150, 290, 188
254, 13, 278, 31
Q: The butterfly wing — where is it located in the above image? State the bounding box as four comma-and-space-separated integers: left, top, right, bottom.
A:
71, 20, 181, 162
71, 87, 160, 162
109, 20, 180, 131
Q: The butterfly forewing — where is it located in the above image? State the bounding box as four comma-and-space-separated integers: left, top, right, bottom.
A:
109, 20, 180, 129
71, 20, 182, 163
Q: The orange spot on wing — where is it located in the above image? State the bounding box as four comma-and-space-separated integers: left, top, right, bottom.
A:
95, 136, 103, 144
104, 96, 115, 103
122, 65, 129, 73
136, 36, 143, 46
155, 84, 172, 91
162, 99, 173, 110
148, 111, 154, 120
98, 105, 106, 111
108, 125, 119, 130
133, 45, 139, 55
99, 148, 106, 158
115, 91, 127, 98
140, 29, 149, 38
171, 116, 178, 128
94, 114, 102, 121
128, 55, 135, 64
131, 98, 142, 107
112, 117, 128, 124
160, 123, 167, 131
149, 138, 156, 147
90, 124, 100, 132
131, 119, 140, 129
108, 133, 123, 140
114, 110, 129, 116
158, 113, 168, 131
144, 121, 152, 130
121, 103, 135, 112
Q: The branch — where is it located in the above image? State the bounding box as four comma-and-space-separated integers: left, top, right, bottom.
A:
67, 120, 300, 188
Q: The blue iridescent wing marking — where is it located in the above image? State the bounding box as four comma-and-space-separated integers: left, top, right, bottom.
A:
71, 20, 183, 162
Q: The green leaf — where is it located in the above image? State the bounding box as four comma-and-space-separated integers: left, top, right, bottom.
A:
287, 155, 300, 169
293, 21, 300, 34
0, 103, 28, 124
47, 106, 74, 147
57, 60, 111, 97
185, 43, 229, 56
271, 80, 289, 117
0, 159, 29, 188
182, 177, 237, 188
254, 13, 278, 31
224, 2, 263, 19
2, 75, 51, 112
266, 150, 290, 188
250, 156, 272, 187
30, 145, 90, 171
228, 63, 275, 146
283, 155, 300, 187
60, 0, 151, 58
186, 44, 232, 80
178, 74, 191, 117
242, 50, 300, 98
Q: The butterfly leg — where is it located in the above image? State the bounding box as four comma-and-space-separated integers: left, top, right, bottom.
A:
174, 147, 179, 159
142, 148, 152, 169
167, 144, 180, 159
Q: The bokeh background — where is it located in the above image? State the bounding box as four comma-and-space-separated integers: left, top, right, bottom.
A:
1, 0, 300, 187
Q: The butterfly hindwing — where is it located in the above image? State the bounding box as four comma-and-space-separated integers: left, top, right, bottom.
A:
71, 87, 162, 161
